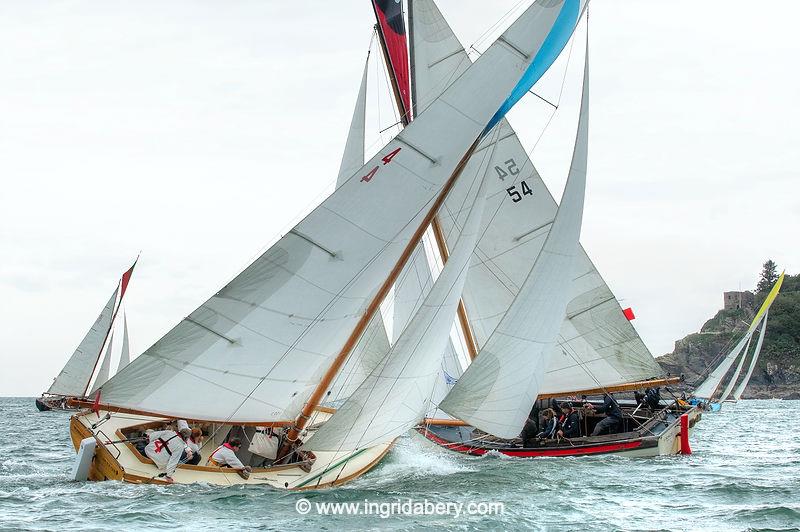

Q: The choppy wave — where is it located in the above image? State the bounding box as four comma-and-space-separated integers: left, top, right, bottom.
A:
1, 398, 798, 531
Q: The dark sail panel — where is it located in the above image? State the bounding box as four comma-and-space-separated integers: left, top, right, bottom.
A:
372, 0, 411, 122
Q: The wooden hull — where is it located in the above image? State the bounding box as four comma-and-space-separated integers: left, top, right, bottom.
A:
69, 410, 393, 489
415, 407, 702, 459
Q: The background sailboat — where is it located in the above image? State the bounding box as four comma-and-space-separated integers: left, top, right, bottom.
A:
35, 260, 136, 411
692, 272, 784, 408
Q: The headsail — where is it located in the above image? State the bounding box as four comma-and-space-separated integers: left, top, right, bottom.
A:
337, 54, 370, 186
95, 0, 582, 424
717, 331, 752, 402
304, 158, 491, 452
91, 332, 114, 392
410, 0, 662, 395
440, 35, 590, 438
117, 313, 130, 373
733, 311, 769, 400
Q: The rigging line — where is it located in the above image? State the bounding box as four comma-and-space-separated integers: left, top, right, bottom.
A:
469, 0, 529, 52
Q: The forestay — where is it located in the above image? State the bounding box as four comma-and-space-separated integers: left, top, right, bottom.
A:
441, 40, 590, 439
412, 0, 662, 394
304, 156, 492, 452
97, 0, 580, 423
47, 288, 119, 397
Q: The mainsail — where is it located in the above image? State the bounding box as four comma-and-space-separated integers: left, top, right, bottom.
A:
717, 333, 752, 402
47, 287, 119, 397
694, 272, 784, 400
410, 0, 662, 395
440, 35, 590, 438
304, 153, 492, 452
733, 311, 769, 400
95, 0, 583, 424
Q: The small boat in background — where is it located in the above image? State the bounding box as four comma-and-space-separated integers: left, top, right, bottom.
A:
36, 260, 136, 411
690, 273, 784, 410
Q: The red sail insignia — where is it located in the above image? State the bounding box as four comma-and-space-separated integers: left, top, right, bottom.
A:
372, 0, 411, 121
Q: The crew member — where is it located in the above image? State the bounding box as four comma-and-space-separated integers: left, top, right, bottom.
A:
144, 424, 190, 483
536, 408, 558, 439
207, 437, 252, 479
557, 403, 581, 438
585, 393, 623, 436
185, 428, 204, 465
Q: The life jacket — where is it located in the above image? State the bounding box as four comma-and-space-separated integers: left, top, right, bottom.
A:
152, 432, 183, 456
207, 442, 235, 467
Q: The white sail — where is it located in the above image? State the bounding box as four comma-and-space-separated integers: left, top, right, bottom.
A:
91, 332, 114, 392
47, 287, 119, 397
304, 160, 491, 452
718, 329, 753, 402
733, 311, 768, 400
117, 313, 130, 373
97, 0, 582, 423
411, 0, 663, 395
440, 40, 590, 438
336, 54, 369, 186
693, 330, 754, 400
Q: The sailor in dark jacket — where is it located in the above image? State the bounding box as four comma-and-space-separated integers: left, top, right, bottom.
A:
557, 403, 581, 438
585, 393, 623, 436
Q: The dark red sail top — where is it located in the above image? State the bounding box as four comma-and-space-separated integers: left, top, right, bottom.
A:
372, 0, 411, 122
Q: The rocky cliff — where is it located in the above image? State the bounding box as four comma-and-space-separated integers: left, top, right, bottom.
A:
657, 273, 800, 399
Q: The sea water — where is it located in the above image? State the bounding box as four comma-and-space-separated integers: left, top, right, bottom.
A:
0, 398, 798, 531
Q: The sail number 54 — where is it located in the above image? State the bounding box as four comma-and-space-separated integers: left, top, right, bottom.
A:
506, 180, 533, 203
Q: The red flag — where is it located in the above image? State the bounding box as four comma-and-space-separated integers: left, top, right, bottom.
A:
623, 307, 635, 321
119, 258, 137, 300
92, 389, 101, 415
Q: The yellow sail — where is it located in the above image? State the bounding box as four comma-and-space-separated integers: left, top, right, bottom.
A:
749, 271, 784, 332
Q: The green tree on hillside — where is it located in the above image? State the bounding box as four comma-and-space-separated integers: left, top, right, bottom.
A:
757, 259, 779, 293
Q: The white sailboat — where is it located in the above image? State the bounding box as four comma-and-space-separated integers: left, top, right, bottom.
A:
692, 272, 784, 409
36, 260, 136, 412
68, 0, 590, 488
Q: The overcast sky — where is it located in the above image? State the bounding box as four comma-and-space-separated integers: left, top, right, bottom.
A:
1, 1, 798, 396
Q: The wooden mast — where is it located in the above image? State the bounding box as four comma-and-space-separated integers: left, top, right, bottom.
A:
407, 0, 478, 359
282, 137, 482, 450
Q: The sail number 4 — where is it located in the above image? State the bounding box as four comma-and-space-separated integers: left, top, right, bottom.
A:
506, 180, 533, 203
361, 147, 402, 183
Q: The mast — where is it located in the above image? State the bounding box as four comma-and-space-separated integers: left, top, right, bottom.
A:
83, 257, 137, 397
282, 136, 481, 449
394, 0, 479, 359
